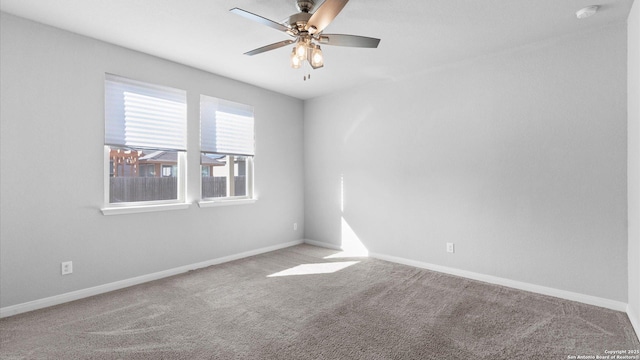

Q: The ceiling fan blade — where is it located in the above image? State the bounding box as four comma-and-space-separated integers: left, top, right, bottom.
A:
306, 0, 349, 33
318, 34, 380, 48
244, 40, 295, 56
230, 8, 292, 33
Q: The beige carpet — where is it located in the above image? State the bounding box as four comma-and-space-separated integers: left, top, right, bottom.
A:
1, 244, 638, 359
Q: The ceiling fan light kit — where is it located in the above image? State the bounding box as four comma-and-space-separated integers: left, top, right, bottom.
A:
291, 37, 323, 70
230, 0, 380, 80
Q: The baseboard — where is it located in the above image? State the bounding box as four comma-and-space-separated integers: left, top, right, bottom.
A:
368, 251, 627, 312
303, 239, 343, 251
3, 239, 629, 320
628, 305, 640, 342
0, 240, 304, 318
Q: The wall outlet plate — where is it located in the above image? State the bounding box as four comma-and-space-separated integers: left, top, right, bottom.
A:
446, 243, 455, 253
61, 261, 73, 275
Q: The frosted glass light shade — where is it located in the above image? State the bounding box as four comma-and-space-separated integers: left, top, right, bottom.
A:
311, 45, 324, 68
290, 48, 302, 69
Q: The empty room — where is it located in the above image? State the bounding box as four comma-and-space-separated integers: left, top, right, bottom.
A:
1, 0, 639, 358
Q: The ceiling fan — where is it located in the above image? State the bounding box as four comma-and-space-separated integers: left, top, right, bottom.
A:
230, 0, 380, 75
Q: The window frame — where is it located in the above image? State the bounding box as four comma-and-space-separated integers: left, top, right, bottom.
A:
101, 74, 190, 215
198, 95, 256, 207
102, 147, 188, 215
199, 154, 255, 206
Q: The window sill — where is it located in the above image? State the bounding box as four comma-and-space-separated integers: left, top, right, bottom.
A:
197, 198, 257, 208
101, 202, 191, 216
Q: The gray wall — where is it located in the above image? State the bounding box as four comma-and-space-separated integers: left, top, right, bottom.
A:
1, 8, 634, 312
304, 23, 629, 302
628, 0, 640, 329
0, 13, 305, 308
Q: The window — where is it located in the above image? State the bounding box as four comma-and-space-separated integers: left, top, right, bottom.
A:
139, 164, 156, 177
161, 165, 176, 177
200, 95, 254, 201
103, 74, 187, 208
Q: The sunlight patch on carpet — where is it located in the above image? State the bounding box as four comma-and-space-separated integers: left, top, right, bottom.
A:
267, 261, 359, 277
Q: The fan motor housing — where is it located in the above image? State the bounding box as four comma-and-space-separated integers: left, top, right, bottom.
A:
287, 12, 312, 31
296, 0, 315, 13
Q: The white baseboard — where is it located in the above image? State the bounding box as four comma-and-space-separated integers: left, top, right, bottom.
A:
306, 239, 637, 334
303, 239, 343, 251
368, 251, 627, 312
3, 239, 630, 323
628, 305, 640, 342
0, 240, 304, 318
302, 239, 628, 313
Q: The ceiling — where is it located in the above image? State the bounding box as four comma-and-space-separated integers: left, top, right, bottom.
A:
0, 0, 634, 100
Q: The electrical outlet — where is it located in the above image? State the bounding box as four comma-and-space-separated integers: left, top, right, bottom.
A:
446, 243, 455, 253
61, 261, 73, 275
294, 222, 298, 231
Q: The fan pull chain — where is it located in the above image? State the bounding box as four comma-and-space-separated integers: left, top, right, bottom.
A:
303, 61, 311, 81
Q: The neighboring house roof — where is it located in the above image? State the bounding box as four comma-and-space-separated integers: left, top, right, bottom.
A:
201, 155, 225, 166
139, 151, 225, 166
139, 151, 176, 163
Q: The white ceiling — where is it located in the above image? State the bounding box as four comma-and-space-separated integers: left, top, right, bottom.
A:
0, 0, 634, 100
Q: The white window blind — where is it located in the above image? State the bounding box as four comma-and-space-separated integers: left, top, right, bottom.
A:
105, 74, 187, 151
200, 95, 254, 156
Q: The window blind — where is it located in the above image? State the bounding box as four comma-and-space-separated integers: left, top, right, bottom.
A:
200, 95, 255, 156
105, 74, 187, 151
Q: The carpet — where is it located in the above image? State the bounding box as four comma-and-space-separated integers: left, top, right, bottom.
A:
1, 244, 638, 359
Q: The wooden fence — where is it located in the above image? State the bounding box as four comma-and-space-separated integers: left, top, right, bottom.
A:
110, 176, 247, 203
110, 177, 177, 203
202, 177, 227, 198
202, 176, 246, 198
